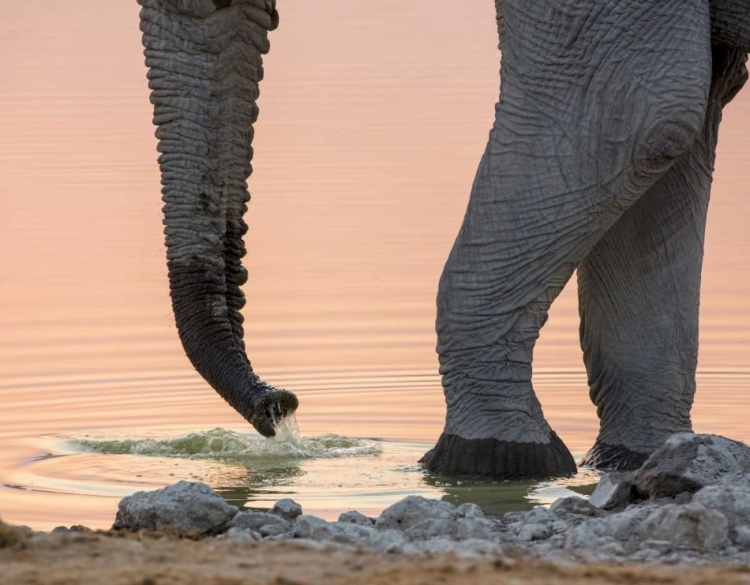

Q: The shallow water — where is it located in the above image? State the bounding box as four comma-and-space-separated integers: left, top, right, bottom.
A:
3, 1, 750, 530
1, 426, 600, 529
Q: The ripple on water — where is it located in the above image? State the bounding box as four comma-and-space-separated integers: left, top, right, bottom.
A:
68, 417, 382, 463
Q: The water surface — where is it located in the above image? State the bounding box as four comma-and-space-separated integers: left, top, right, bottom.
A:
2, 1, 750, 530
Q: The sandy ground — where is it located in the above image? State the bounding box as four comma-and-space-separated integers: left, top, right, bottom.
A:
3, 525, 750, 585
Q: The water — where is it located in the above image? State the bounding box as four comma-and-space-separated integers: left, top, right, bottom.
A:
2, 1, 750, 530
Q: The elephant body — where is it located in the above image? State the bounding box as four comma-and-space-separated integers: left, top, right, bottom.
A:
137, 0, 750, 479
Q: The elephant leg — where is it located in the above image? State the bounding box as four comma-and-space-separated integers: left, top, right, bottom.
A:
578, 46, 748, 470
422, 0, 713, 479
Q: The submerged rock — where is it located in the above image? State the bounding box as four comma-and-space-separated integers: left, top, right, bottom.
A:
588, 472, 636, 510
113, 481, 237, 533
635, 434, 750, 498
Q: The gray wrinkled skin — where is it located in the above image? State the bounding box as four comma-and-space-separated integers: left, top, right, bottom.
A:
136, 0, 750, 477
428, 0, 749, 478
137, 0, 297, 438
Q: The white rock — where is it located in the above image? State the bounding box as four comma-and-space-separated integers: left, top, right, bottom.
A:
376, 496, 455, 532
636, 503, 729, 552
270, 499, 302, 522
112, 481, 237, 533
589, 472, 636, 510
635, 434, 750, 498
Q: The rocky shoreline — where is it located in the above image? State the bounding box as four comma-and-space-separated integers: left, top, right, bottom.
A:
5, 432, 750, 569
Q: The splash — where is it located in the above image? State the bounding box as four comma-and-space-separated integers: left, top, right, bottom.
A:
69, 423, 380, 463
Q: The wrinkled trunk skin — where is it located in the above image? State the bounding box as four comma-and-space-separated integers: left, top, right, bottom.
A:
579, 47, 749, 471
138, 0, 297, 436
422, 0, 712, 479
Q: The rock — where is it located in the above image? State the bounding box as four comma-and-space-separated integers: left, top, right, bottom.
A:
456, 503, 485, 519
516, 523, 552, 542
589, 472, 636, 510
310, 522, 376, 545
367, 529, 411, 554
376, 496, 455, 532
735, 526, 750, 550
228, 512, 291, 537
338, 511, 374, 526
524, 506, 554, 524
565, 503, 659, 553
635, 434, 750, 498
413, 537, 505, 559
636, 503, 729, 552
403, 516, 496, 542
549, 496, 604, 524
693, 474, 750, 546
293, 515, 328, 539
309, 522, 410, 553
223, 527, 260, 542
112, 481, 237, 534
270, 499, 302, 522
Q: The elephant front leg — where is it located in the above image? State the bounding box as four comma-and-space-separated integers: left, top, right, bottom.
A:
579, 46, 748, 470
422, 0, 714, 480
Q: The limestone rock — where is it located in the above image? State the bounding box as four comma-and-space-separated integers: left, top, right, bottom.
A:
375, 496, 455, 532
338, 511, 374, 526
693, 474, 750, 546
270, 499, 302, 522
589, 472, 636, 510
112, 481, 237, 533
635, 434, 750, 498
636, 503, 729, 552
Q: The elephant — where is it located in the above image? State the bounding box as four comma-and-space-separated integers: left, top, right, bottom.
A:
136, 0, 750, 479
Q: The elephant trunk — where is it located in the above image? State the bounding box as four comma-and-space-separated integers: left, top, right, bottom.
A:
138, 0, 297, 436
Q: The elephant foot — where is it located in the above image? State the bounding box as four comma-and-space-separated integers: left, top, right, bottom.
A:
420, 431, 577, 480
579, 441, 651, 471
